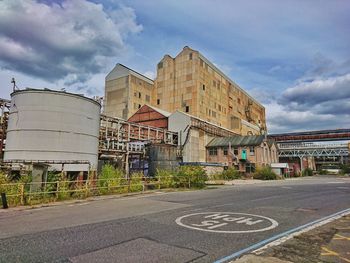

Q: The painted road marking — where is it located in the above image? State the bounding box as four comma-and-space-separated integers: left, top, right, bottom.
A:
175, 212, 278, 233
213, 207, 350, 263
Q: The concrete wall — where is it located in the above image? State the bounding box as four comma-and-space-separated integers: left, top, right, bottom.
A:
148, 144, 179, 176
104, 64, 154, 119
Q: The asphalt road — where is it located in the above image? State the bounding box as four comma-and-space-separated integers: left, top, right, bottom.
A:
0, 176, 349, 263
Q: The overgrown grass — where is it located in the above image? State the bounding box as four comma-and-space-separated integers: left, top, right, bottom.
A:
1, 165, 209, 208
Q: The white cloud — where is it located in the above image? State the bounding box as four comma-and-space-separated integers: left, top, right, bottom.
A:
0, 0, 142, 83
267, 73, 350, 133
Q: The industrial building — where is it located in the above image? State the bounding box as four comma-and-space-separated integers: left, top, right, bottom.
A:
104, 46, 266, 136
105, 64, 154, 119
155, 46, 266, 135
206, 135, 278, 173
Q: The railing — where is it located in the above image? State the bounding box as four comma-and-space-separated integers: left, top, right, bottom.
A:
278, 143, 348, 149
0, 175, 205, 207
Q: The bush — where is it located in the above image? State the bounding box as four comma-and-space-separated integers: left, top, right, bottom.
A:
210, 167, 241, 181
340, 164, 350, 175
302, 168, 313, 177
318, 169, 328, 175
253, 166, 277, 180
176, 166, 207, 188
129, 172, 143, 192
156, 169, 176, 188
222, 167, 241, 180
98, 164, 125, 194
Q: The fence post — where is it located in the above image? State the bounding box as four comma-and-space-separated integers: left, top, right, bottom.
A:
1, 193, 8, 209
56, 181, 59, 200
158, 176, 161, 190
188, 176, 191, 188
85, 179, 89, 197
20, 184, 25, 205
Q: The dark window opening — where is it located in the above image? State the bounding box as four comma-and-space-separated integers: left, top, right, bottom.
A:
157, 99, 160, 105
223, 148, 228, 156
185, 106, 190, 113
158, 62, 163, 69
209, 148, 218, 156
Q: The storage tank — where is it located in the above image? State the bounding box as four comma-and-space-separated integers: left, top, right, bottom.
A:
4, 89, 101, 171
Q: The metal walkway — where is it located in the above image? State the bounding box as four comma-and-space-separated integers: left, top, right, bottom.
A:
99, 114, 178, 155
278, 142, 349, 158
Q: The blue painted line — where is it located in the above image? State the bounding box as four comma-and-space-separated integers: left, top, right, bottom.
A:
213, 207, 350, 263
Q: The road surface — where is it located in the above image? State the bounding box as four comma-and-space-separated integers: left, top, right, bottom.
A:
0, 176, 349, 262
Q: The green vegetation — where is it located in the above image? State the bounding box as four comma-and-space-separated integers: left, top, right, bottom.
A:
156, 166, 207, 189
302, 168, 313, 177
340, 164, 350, 175
253, 166, 277, 180
210, 167, 242, 181
0, 165, 208, 208
318, 169, 328, 175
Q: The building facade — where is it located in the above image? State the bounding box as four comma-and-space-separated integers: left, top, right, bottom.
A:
104, 47, 266, 136
206, 135, 278, 172
154, 46, 266, 135
104, 64, 154, 119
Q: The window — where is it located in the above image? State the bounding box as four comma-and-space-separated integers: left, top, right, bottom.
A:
185, 106, 190, 112
223, 148, 228, 156
157, 62, 163, 69
209, 148, 218, 156
145, 95, 150, 102
237, 98, 241, 104
202, 84, 205, 91
218, 105, 221, 112
234, 148, 239, 155
189, 53, 193, 60
138, 92, 141, 98
249, 146, 255, 155
138, 104, 141, 109
212, 111, 216, 118
157, 99, 160, 105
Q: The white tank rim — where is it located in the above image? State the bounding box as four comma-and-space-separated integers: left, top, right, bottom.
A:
11, 88, 101, 108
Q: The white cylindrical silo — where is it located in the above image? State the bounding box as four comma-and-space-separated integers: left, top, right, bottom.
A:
4, 89, 101, 171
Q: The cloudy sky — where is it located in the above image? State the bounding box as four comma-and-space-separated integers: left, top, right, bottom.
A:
0, 0, 349, 133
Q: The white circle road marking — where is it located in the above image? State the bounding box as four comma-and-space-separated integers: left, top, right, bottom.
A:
175, 212, 278, 233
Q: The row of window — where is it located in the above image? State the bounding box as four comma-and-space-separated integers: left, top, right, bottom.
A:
208, 147, 255, 156
134, 91, 150, 102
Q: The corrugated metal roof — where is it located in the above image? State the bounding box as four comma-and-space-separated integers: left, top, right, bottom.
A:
207, 135, 266, 147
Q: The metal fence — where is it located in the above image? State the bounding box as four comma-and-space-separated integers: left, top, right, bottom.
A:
0, 175, 204, 207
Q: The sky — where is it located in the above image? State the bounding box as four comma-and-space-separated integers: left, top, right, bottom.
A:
0, 0, 349, 133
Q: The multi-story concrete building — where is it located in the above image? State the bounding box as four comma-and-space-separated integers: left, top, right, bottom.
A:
104, 64, 154, 119
154, 46, 266, 135
104, 47, 266, 136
